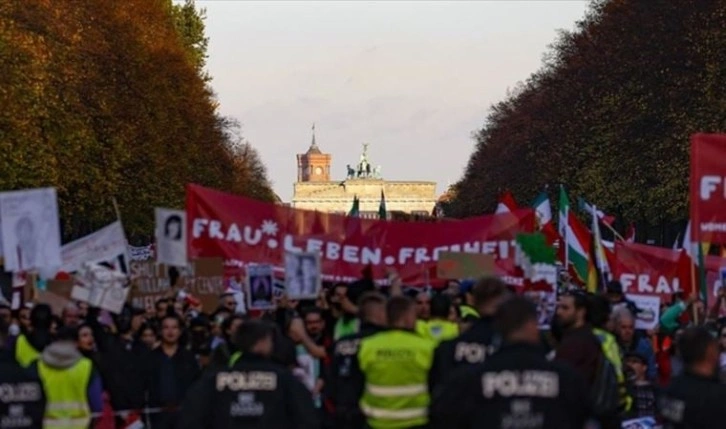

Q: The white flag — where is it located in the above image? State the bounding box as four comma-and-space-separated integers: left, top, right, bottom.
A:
60, 221, 129, 274
0, 188, 62, 272
155, 208, 187, 267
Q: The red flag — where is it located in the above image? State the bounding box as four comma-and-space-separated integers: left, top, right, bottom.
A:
625, 223, 636, 243
495, 190, 518, 214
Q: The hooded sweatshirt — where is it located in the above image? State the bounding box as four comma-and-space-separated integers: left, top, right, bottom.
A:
36, 341, 104, 413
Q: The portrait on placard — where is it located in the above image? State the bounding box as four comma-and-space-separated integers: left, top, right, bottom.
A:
524, 290, 556, 330
0, 188, 62, 272
246, 264, 275, 310
155, 208, 187, 267
285, 251, 321, 300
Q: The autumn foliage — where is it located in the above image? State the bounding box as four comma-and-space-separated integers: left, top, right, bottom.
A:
0, 0, 274, 242
449, 0, 726, 238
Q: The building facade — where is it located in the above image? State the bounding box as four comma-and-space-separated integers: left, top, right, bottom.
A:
291, 128, 437, 219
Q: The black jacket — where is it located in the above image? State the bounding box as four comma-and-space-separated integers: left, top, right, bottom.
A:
430, 343, 590, 429
429, 317, 499, 393
101, 335, 150, 411
145, 345, 200, 408
659, 372, 726, 428
0, 350, 45, 429
178, 353, 319, 429
328, 323, 385, 429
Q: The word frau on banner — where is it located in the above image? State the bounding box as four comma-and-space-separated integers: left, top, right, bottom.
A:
128, 258, 224, 312
71, 262, 129, 314
612, 241, 692, 301
186, 184, 535, 284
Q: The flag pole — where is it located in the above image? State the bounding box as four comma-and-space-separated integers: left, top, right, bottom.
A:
603, 222, 626, 242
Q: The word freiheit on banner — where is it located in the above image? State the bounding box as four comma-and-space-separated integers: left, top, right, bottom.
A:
191, 218, 519, 266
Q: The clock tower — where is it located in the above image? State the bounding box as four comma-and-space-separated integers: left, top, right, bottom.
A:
296, 124, 331, 182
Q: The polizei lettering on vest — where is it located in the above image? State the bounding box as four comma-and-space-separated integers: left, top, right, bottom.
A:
216, 371, 278, 391
481, 370, 559, 398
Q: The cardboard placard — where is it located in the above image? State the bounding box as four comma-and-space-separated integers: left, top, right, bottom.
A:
128, 258, 225, 312
436, 252, 495, 280
35, 290, 71, 316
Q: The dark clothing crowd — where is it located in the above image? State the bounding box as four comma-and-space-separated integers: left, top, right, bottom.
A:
1, 276, 726, 429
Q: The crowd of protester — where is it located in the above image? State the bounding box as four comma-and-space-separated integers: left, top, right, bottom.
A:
2, 271, 726, 429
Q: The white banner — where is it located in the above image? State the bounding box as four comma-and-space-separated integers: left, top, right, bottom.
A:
61, 221, 128, 274
626, 294, 661, 330
155, 208, 186, 267
0, 188, 62, 272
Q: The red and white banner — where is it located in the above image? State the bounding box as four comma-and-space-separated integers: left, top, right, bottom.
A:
690, 133, 726, 243
186, 184, 535, 285
613, 242, 692, 301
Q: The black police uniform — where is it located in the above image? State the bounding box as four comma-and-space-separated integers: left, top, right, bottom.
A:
429, 316, 499, 393
430, 343, 590, 429
328, 322, 385, 429
0, 350, 45, 429
659, 371, 726, 428
178, 353, 319, 429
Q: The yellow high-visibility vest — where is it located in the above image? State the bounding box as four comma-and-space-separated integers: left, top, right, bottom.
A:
37, 357, 93, 429
15, 334, 40, 368
358, 330, 435, 429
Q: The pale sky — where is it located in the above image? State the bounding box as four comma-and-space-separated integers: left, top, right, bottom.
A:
199, 0, 590, 201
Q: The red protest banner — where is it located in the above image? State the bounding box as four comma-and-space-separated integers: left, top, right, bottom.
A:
613, 242, 692, 301
186, 184, 535, 285
690, 134, 726, 243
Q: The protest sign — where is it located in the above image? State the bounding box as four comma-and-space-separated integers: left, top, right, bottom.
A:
247, 264, 275, 310
128, 258, 225, 312
186, 184, 534, 285
613, 242, 692, 301
285, 252, 321, 300
60, 221, 128, 274
626, 294, 660, 330
436, 252, 495, 280
71, 263, 129, 314
523, 290, 556, 330
690, 133, 726, 244
155, 208, 187, 267
0, 188, 62, 272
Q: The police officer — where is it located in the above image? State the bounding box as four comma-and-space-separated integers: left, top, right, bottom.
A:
330, 292, 387, 429
430, 297, 590, 429
357, 295, 435, 429
0, 319, 45, 429
659, 327, 726, 428
15, 304, 53, 368
179, 320, 319, 429
428, 276, 508, 392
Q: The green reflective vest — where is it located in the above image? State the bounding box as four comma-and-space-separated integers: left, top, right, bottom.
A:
15, 334, 40, 368
38, 357, 93, 429
358, 329, 435, 429
415, 319, 459, 345
334, 318, 360, 341
593, 327, 632, 412
459, 305, 479, 320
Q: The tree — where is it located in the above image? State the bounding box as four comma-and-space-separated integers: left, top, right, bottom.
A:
169, 0, 210, 80
0, 0, 274, 243
449, 0, 726, 243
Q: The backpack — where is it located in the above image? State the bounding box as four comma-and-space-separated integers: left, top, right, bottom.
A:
589, 349, 620, 417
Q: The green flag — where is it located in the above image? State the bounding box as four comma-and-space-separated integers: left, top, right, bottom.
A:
378, 190, 387, 220
348, 195, 360, 217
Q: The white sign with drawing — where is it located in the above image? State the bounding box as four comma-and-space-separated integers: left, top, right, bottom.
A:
0, 188, 62, 272
61, 221, 128, 274
155, 208, 187, 267
71, 262, 129, 314
626, 294, 660, 330
284, 251, 321, 300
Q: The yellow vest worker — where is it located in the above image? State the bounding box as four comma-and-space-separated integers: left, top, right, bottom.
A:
359, 296, 435, 429
594, 327, 632, 412
415, 319, 459, 345
15, 334, 40, 368
33, 335, 94, 429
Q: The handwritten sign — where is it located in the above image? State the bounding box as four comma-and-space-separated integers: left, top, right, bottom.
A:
436, 252, 495, 280
128, 258, 224, 312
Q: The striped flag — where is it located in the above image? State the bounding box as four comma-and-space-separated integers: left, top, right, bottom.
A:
559, 187, 596, 289
495, 190, 518, 214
